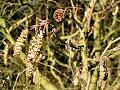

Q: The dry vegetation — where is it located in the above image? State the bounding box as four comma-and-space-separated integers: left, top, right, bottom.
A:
0, 0, 120, 90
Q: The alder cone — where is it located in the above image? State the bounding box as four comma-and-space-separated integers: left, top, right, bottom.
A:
53, 9, 66, 22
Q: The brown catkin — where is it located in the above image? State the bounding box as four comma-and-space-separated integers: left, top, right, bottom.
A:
73, 70, 80, 86
13, 29, 28, 57
4, 42, 9, 65
99, 56, 109, 89
26, 30, 43, 62
25, 60, 34, 77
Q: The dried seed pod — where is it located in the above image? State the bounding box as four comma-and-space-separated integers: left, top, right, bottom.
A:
53, 9, 66, 22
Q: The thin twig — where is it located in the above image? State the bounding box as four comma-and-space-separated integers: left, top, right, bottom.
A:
101, 37, 120, 58
12, 69, 27, 90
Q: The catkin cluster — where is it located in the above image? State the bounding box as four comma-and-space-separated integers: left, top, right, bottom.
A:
25, 30, 43, 76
